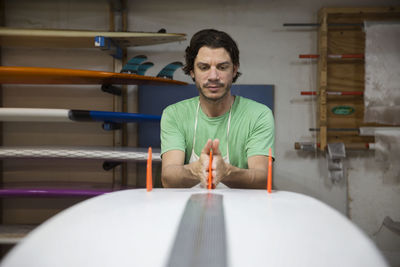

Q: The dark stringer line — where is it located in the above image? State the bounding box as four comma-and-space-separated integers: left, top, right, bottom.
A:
166, 193, 227, 267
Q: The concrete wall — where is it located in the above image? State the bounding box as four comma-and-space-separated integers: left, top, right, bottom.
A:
2, 0, 399, 265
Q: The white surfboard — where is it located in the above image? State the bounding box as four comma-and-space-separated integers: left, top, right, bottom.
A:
0, 146, 160, 162
0, 188, 388, 267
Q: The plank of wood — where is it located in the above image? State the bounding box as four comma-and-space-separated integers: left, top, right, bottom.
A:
327, 62, 364, 91
328, 29, 365, 55
0, 66, 187, 85
0, 27, 186, 48
323, 7, 400, 16
317, 9, 328, 151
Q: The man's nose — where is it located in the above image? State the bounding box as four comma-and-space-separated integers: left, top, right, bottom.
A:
208, 67, 219, 80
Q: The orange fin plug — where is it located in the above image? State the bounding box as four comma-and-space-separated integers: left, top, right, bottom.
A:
208, 150, 213, 190
267, 148, 272, 193
146, 147, 153, 192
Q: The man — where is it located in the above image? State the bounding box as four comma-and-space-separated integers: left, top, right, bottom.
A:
160, 29, 274, 189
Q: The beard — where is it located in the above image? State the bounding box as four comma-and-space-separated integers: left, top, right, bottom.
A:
196, 80, 232, 103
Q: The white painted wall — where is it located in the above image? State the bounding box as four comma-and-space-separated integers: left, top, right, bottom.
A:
126, 1, 400, 265
2, 0, 399, 265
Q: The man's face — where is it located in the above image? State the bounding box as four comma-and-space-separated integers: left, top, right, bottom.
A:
191, 46, 238, 102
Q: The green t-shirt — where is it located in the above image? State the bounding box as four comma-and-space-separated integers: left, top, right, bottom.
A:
160, 96, 275, 169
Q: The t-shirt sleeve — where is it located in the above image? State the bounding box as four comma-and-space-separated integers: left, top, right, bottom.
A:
245, 108, 275, 159
160, 105, 186, 156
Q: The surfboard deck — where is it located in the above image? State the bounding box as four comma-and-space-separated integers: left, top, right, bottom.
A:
0, 146, 161, 162
0, 66, 187, 85
0, 188, 387, 267
0, 27, 186, 48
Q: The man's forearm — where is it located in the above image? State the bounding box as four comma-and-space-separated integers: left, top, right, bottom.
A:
161, 163, 200, 188
222, 164, 268, 189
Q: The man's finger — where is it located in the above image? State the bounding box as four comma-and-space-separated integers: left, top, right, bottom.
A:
212, 139, 221, 155
200, 170, 208, 188
201, 139, 213, 154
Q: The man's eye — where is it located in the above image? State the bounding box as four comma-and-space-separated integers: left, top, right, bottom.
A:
218, 64, 229, 70
198, 65, 209, 71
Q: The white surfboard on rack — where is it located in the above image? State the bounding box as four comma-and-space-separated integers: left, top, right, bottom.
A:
0, 146, 160, 162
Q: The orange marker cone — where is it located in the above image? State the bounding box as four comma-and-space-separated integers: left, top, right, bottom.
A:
146, 147, 153, 192
267, 148, 272, 193
208, 150, 213, 190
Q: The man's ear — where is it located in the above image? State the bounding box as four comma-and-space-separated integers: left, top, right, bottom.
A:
190, 70, 195, 82
233, 65, 239, 77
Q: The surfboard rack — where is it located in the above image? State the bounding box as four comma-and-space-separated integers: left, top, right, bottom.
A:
103, 161, 122, 171
102, 122, 122, 131
95, 36, 123, 59
101, 84, 122, 96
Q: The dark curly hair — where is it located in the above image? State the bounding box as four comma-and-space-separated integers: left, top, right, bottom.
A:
183, 29, 241, 83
